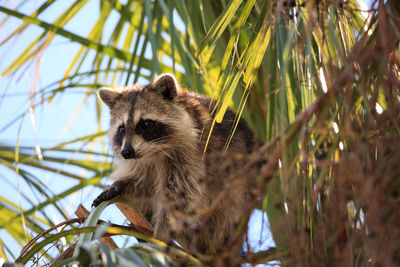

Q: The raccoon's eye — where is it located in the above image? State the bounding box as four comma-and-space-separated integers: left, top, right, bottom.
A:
141, 120, 155, 129
118, 125, 126, 135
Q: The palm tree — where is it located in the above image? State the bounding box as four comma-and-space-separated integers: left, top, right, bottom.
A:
0, 0, 399, 265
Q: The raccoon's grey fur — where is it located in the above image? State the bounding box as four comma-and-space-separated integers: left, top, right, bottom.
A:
93, 74, 258, 254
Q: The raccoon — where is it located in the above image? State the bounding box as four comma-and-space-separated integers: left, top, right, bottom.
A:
92, 74, 258, 254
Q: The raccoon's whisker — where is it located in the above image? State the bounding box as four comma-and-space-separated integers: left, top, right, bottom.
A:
149, 137, 170, 143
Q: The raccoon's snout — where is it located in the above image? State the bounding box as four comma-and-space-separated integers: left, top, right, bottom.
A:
121, 146, 136, 159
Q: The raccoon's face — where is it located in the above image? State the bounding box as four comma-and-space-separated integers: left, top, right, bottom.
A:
98, 74, 195, 160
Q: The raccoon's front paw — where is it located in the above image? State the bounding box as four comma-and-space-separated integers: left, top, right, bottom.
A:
92, 181, 124, 207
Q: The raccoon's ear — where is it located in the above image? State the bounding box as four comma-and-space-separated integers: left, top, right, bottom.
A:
98, 88, 120, 108
152, 73, 178, 101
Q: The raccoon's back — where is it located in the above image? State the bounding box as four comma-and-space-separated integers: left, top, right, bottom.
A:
177, 91, 257, 248
177, 91, 256, 155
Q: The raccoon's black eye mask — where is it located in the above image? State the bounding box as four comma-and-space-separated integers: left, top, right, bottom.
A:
136, 119, 171, 142
118, 125, 126, 135
114, 124, 125, 147
139, 119, 155, 129
113, 119, 171, 147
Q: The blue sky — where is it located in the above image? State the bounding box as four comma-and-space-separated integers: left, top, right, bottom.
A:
0, 1, 127, 261
0, 0, 374, 263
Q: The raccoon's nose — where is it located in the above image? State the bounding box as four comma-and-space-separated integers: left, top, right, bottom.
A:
121, 146, 136, 159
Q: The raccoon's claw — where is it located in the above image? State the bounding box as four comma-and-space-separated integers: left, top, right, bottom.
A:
92, 181, 124, 207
